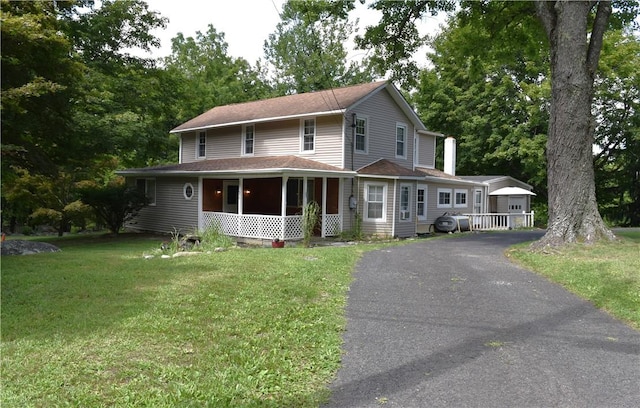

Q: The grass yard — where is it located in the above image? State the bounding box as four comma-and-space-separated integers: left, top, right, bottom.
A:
1, 234, 365, 407
508, 229, 640, 330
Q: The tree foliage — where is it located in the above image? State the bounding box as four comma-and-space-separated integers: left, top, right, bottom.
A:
264, 0, 375, 94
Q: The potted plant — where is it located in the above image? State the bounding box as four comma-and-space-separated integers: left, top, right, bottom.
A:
271, 238, 285, 248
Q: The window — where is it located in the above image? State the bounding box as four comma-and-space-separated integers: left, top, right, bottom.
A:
136, 178, 156, 206
301, 118, 315, 152
437, 188, 452, 208
454, 189, 468, 208
198, 131, 206, 158
400, 184, 411, 221
243, 125, 254, 155
365, 183, 386, 221
183, 183, 194, 200
355, 117, 367, 152
396, 123, 407, 158
417, 185, 427, 221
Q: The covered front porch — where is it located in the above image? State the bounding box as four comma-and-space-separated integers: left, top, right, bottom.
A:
199, 175, 346, 241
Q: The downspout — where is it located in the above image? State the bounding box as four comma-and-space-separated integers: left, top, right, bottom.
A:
350, 113, 357, 222
392, 179, 397, 238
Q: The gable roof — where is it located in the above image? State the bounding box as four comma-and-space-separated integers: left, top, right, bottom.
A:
171, 81, 428, 133
118, 155, 354, 177
357, 159, 426, 180
459, 175, 533, 189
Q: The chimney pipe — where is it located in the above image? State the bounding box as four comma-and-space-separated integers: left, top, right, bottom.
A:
444, 137, 456, 176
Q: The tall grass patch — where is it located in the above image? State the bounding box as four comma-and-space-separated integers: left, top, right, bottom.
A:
509, 231, 640, 329
1, 235, 363, 407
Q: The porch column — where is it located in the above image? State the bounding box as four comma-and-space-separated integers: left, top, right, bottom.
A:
281, 176, 288, 240
238, 177, 244, 215
302, 176, 308, 207
321, 177, 327, 237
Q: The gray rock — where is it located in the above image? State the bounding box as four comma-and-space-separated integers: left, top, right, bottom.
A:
1, 240, 61, 256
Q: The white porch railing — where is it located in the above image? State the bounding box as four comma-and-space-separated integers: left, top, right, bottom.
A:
201, 211, 342, 240
463, 211, 535, 231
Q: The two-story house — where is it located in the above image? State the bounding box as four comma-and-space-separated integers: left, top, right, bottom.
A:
119, 81, 534, 241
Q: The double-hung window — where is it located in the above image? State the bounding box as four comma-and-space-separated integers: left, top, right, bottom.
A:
400, 184, 411, 221
454, 189, 468, 208
302, 118, 315, 152
417, 185, 427, 221
365, 183, 386, 221
136, 178, 156, 206
243, 124, 254, 155
197, 131, 206, 158
355, 117, 367, 152
437, 188, 452, 208
396, 123, 407, 158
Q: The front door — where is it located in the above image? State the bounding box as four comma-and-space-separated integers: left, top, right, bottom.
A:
223, 181, 239, 213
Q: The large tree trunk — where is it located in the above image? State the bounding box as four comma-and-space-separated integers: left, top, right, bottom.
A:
533, 1, 615, 248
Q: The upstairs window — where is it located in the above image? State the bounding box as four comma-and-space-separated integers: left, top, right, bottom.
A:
355, 117, 367, 152
396, 123, 407, 158
243, 125, 254, 155
198, 131, 206, 158
302, 118, 315, 152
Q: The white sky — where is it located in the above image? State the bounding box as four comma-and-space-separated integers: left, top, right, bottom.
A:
141, 0, 446, 66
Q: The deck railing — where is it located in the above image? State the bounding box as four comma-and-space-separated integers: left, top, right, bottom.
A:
201, 211, 342, 240
463, 211, 535, 231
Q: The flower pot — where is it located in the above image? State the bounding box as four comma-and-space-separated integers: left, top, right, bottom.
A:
271, 240, 285, 248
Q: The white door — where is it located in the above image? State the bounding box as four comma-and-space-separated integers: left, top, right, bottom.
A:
223, 181, 239, 213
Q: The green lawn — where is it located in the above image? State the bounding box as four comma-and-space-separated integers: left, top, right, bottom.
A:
1, 234, 364, 407
509, 229, 640, 330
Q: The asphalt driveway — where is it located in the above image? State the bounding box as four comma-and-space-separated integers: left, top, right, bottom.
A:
324, 231, 640, 407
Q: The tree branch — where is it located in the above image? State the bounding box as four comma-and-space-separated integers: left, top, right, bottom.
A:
534, 0, 556, 40
587, 0, 612, 76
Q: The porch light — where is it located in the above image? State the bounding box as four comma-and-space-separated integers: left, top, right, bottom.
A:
215, 189, 222, 195
244, 189, 251, 195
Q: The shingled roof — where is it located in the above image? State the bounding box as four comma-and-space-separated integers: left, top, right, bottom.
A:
171, 81, 427, 133
118, 155, 353, 176
357, 159, 426, 179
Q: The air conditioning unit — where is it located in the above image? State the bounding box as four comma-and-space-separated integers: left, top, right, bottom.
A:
400, 210, 410, 220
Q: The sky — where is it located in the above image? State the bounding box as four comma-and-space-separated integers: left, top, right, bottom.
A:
140, 0, 446, 66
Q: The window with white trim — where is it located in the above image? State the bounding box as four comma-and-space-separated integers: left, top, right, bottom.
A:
197, 131, 206, 158
136, 178, 156, 206
417, 185, 427, 221
396, 123, 407, 158
365, 183, 386, 221
400, 184, 411, 221
355, 116, 367, 152
301, 118, 315, 152
454, 189, 468, 208
437, 188, 452, 208
243, 124, 254, 155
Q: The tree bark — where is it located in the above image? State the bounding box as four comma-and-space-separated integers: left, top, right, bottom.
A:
533, 0, 615, 248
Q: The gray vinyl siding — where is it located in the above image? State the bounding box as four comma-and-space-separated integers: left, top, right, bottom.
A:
181, 132, 196, 163
346, 89, 416, 171
127, 177, 199, 234
177, 116, 344, 167
426, 183, 473, 225
416, 133, 436, 168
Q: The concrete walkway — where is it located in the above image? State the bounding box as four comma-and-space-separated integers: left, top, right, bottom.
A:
324, 231, 640, 407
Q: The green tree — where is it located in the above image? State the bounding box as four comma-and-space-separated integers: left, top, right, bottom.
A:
77, 177, 148, 235
594, 30, 640, 226
1, 0, 83, 175
264, 0, 375, 94
165, 25, 273, 122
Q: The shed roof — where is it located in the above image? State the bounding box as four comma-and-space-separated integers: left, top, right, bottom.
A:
117, 155, 352, 177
